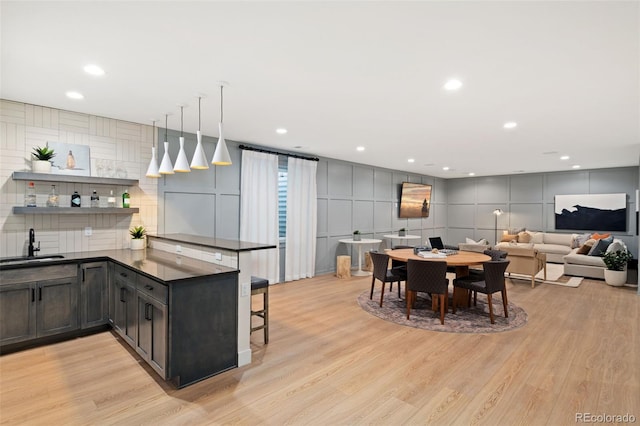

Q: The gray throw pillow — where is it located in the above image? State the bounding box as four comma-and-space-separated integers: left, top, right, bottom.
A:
588, 236, 614, 257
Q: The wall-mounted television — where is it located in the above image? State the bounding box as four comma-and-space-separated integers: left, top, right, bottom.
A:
399, 182, 432, 218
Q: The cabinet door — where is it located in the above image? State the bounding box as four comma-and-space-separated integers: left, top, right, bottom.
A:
136, 292, 168, 379
0, 282, 37, 345
81, 262, 108, 328
36, 277, 79, 337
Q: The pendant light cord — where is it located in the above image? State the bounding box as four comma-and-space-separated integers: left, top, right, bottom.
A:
164, 114, 168, 143
180, 106, 184, 137
198, 97, 201, 130
220, 85, 224, 123
152, 120, 156, 148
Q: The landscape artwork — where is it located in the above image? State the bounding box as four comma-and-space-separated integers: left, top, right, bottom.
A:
555, 193, 626, 232
399, 182, 432, 218
47, 141, 91, 176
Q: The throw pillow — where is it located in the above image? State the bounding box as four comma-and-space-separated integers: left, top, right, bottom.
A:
501, 233, 518, 243
465, 237, 488, 245
577, 240, 595, 255
605, 240, 626, 254
572, 232, 592, 248
518, 231, 532, 243
508, 227, 526, 235
588, 236, 613, 256
591, 232, 611, 240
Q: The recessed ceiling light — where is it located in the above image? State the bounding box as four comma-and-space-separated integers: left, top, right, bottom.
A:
276, 128, 287, 135
443, 79, 462, 91
468, 172, 475, 176
503, 122, 518, 129
442, 166, 450, 171
83, 64, 105, 76
65, 91, 84, 100
572, 165, 581, 169
356, 146, 365, 152
560, 155, 570, 160
407, 158, 415, 163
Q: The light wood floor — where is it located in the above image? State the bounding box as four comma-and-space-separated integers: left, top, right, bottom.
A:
1, 273, 638, 425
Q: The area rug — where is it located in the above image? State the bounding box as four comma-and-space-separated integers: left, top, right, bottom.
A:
358, 290, 527, 333
508, 263, 584, 288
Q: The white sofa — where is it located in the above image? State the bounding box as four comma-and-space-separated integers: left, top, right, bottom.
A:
495, 231, 573, 263
563, 238, 628, 279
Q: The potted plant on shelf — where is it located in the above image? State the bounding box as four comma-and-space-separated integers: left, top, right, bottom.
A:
602, 249, 632, 286
31, 144, 56, 173
353, 230, 361, 241
398, 227, 406, 237
129, 225, 147, 250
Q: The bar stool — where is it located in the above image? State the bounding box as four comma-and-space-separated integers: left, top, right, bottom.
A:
250, 276, 269, 344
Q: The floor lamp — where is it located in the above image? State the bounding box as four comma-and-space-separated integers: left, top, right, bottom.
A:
493, 209, 503, 245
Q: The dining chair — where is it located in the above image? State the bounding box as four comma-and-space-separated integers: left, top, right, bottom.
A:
369, 251, 406, 307
406, 259, 449, 324
466, 249, 508, 305
452, 260, 510, 324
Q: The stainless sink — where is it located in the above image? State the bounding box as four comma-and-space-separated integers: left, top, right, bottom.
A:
0, 255, 65, 264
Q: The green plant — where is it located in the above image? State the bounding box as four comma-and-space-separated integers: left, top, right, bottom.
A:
602, 250, 632, 271
129, 226, 146, 239
32, 145, 56, 161
399, 228, 406, 231
353, 230, 360, 235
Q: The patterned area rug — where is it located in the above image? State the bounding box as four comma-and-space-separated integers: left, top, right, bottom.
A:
358, 289, 528, 333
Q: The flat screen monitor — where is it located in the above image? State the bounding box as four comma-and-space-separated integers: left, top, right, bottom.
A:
399, 182, 432, 218
429, 237, 444, 250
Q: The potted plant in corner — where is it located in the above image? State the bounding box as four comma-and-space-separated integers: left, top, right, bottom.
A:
602, 249, 633, 286
398, 227, 406, 237
32, 144, 56, 173
129, 225, 147, 250
353, 230, 361, 241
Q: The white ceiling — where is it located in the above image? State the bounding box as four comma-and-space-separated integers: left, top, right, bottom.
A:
2, 1, 638, 178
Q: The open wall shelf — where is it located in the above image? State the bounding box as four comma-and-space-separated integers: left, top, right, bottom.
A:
13, 207, 139, 215
12, 172, 138, 186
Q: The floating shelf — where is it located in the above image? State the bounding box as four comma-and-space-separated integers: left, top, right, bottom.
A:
12, 172, 138, 186
13, 207, 139, 215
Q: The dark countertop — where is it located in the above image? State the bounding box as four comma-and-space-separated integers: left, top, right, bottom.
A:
149, 234, 277, 252
0, 248, 237, 284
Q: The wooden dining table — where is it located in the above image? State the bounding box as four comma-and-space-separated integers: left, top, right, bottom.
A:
387, 248, 491, 308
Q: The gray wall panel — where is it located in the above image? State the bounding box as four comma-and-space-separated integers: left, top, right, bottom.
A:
374, 201, 393, 230
448, 204, 476, 228
476, 177, 509, 203
328, 163, 353, 197
545, 171, 589, 201
216, 194, 239, 239
317, 199, 328, 236
328, 199, 353, 235
447, 179, 476, 203
164, 192, 216, 237
317, 160, 328, 197
510, 174, 544, 202
434, 204, 448, 228
354, 200, 374, 232
353, 166, 374, 199
374, 170, 394, 200
589, 169, 636, 195
510, 203, 544, 231
315, 237, 330, 274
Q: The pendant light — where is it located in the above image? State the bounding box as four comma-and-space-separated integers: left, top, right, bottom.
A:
145, 119, 160, 178
212, 82, 232, 166
190, 95, 209, 169
173, 105, 191, 172
158, 113, 175, 175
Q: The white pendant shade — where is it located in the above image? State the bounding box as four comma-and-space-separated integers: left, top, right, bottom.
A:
173, 136, 191, 172
190, 130, 209, 169
145, 146, 160, 177
212, 122, 232, 166
159, 141, 175, 174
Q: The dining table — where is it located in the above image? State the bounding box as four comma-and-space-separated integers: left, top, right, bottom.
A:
387, 248, 491, 308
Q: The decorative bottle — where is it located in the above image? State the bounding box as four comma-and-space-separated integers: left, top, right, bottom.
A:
25, 182, 37, 207
90, 190, 100, 208
66, 150, 76, 169
122, 189, 130, 208
71, 191, 81, 207
46, 185, 59, 207
107, 190, 116, 208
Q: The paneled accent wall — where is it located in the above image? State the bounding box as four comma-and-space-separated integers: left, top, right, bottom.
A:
446, 168, 639, 257
0, 100, 157, 257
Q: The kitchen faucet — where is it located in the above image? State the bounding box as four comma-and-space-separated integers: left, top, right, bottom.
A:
28, 228, 40, 257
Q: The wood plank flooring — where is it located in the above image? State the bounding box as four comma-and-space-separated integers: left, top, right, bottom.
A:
1, 273, 638, 425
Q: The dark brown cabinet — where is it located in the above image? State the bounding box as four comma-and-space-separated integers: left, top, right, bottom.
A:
110, 265, 137, 347
80, 262, 108, 329
0, 264, 78, 347
136, 290, 168, 378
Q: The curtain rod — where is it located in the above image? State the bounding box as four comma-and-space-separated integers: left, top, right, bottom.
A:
238, 144, 319, 162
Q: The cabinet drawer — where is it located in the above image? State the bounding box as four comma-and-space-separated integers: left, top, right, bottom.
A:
113, 264, 136, 284
1, 264, 77, 286
138, 275, 167, 304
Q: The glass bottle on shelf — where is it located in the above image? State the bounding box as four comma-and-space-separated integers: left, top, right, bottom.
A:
122, 189, 130, 208
25, 182, 37, 207
107, 190, 116, 208
46, 185, 59, 207
90, 190, 100, 208
71, 191, 81, 207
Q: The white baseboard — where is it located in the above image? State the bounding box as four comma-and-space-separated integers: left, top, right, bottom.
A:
238, 349, 252, 367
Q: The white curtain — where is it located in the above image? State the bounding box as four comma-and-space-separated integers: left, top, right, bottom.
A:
285, 157, 317, 281
240, 150, 279, 284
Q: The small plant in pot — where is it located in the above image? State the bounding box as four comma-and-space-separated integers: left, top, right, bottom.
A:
398, 227, 406, 237
129, 225, 147, 250
353, 230, 361, 241
32, 144, 56, 173
602, 249, 632, 286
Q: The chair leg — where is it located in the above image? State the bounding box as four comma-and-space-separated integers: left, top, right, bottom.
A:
439, 291, 447, 325
501, 289, 508, 318
451, 287, 457, 314
473, 291, 477, 306
263, 288, 269, 343
406, 290, 413, 319
487, 293, 495, 324
531, 276, 535, 288
370, 276, 375, 300
397, 281, 401, 298
379, 282, 386, 307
